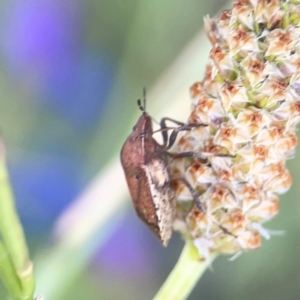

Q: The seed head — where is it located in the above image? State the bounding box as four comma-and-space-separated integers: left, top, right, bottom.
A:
171, 0, 300, 256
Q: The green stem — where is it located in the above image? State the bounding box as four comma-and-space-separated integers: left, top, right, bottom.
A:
0, 159, 35, 299
0, 240, 22, 300
153, 241, 217, 300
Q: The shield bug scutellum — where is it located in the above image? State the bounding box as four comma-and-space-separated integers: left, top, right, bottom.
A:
120, 89, 210, 246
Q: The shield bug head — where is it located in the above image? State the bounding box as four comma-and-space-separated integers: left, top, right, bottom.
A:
120, 89, 176, 246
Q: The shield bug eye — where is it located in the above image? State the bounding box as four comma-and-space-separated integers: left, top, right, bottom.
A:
135, 174, 140, 180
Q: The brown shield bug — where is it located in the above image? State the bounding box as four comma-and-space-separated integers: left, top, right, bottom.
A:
120, 89, 208, 246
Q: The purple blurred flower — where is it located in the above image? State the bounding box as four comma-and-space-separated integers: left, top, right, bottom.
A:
1, 0, 114, 130
2, 0, 80, 83
93, 210, 161, 278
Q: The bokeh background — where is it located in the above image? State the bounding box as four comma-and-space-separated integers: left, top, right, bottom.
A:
0, 0, 300, 299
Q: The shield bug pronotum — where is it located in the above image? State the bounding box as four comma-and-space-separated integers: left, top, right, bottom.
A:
120, 89, 208, 246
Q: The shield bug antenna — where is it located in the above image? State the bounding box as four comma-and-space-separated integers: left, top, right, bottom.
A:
143, 86, 146, 112
137, 87, 147, 113
121, 89, 235, 246
137, 99, 144, 112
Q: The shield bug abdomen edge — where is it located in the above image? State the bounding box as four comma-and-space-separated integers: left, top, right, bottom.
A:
120, 97, 176, 246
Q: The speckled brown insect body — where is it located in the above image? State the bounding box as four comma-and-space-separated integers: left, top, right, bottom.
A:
120, 108, 175, 247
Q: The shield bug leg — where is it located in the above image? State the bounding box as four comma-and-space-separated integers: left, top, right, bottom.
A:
159, 117, 185, 148
168, 151, 235, 163
175, 176, 206, 214
173, 176, 236, 238
157, 116, 235, 237
159, 118, 208, 150
167, 123, 208, 151
165, 130, 235, 237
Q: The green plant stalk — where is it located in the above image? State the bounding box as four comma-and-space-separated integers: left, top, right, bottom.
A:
0, 160, 35, 299
0, 240, 23, 300
153, 241, 217, 300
